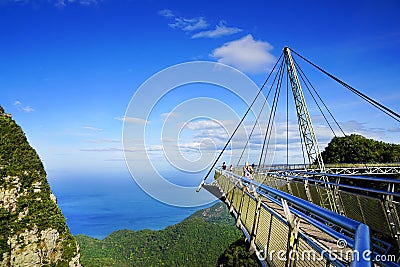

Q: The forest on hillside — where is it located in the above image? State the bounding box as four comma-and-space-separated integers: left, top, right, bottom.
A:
76, 202, 260, 267
321, 134, 400, 164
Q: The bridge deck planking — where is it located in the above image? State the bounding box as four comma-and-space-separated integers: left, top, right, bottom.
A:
208, 171, 399, 266
205, 180, 360, 266
252, 169, 399, 250
258, 195, 352, 265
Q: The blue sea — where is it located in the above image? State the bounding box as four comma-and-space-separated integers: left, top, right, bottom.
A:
48, 172, 215, 239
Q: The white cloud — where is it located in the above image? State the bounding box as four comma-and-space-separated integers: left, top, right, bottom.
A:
158, 9, 174, 18
192, 21, 242, 39
185, 120, 224, 131
78, 0, 99, 6
158, 9, 240, 39
211, 34, 276, 74
21, 106, 34, 113
13, 100, 35, 113
169, 17, 208, 32
115, 116, 149, 124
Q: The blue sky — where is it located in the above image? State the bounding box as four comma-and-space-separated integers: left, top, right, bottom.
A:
1, 0, 400, 181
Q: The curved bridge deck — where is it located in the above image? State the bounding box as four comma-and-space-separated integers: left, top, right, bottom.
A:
205, 169, 400, 267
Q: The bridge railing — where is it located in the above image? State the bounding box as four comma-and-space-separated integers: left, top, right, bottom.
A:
256, 169, 400, 252
240, 163, 400, 175
212, 169, 395, 267
268, 170, 400, 197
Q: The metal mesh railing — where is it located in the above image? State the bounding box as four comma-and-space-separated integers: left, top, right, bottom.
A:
268, 217, 289, 267
213, 171, 374, 267
247, 170, 400, 252
340, 191, 365, 223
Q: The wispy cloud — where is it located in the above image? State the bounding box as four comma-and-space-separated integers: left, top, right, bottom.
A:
80, 147, 123, 152
184, 119, 226, 131
115, 116, 149, 124
7, 0, 101, 8
158, 9, 208, 32
388, 127, 400, 132
82, 138, 120, 143
13, 100, 35, 113
55, 0, 100, 8
22, 106, 34, 113
192, 21, 242, 39
168, 16, 208, 32
158, 9, 174, 18
211, 34, 276, 74
158, 9, 241, 39
160, 112, 179, 120
82, 126, 103, 131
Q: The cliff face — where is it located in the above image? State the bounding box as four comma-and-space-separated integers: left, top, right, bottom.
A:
0, 107, 81, 266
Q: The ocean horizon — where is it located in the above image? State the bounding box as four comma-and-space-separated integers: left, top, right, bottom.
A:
48, 172, 216, 240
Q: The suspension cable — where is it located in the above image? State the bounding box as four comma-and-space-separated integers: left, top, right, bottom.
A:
197, 53, 283, 191
253, 59, 285, 168
293, 59, 338, 137
291, 49, 400, 124
263, 63, 284, 167
236, 65, 278, 166
293, 58, 346, 136
258, 60, 285, 167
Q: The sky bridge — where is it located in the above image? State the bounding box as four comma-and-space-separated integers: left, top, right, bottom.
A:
206, 168, 399, 267
197, 47, 400, 267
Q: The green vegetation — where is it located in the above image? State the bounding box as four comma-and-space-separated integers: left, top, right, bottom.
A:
321, 134, 400, 164
321, 134, 400, 195
76, 202, 246, 266
186, 200, 234, 224
0, 106, 79, 265
218, 237, 261, 267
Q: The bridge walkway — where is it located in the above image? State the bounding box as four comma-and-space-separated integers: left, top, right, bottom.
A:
204, 170, 383, 267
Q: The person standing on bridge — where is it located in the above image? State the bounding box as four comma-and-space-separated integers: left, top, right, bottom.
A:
222, 162, 227, 170
243, 162, 253, 179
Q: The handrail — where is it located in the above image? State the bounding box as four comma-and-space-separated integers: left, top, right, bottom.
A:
241, 163, 400, 173
251, 162, 400, 169
267, 171, 400, 197
353, 224, 371, 267
286, 170, 400, 184
239, 176, 361, 232
219, 169, 372, 267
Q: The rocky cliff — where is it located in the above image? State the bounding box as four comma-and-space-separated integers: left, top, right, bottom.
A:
0, 106, 81, 266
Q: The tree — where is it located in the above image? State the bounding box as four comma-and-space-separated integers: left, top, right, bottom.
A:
321, 134, 400, 164
218, 238, 261, 267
